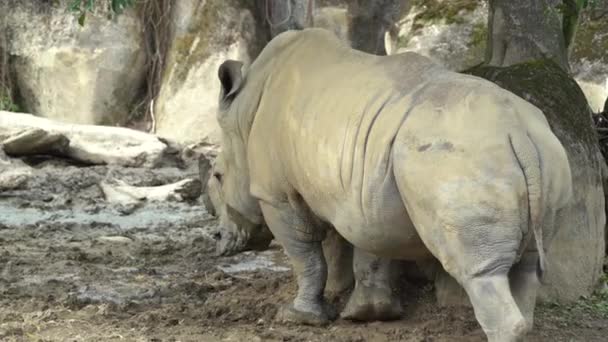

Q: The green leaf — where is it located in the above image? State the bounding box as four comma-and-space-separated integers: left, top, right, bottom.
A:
78, 12, 86, 26
111, 0, 119, 13
69, 0, 81, 12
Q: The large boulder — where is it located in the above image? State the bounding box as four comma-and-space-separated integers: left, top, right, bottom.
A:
0, 0, 147, 125
436, 60, 605, 304
393, 0, 487, 70
154, 0, 264, 145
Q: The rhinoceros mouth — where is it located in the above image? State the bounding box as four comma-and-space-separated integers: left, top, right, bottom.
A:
214, 204, 273, 256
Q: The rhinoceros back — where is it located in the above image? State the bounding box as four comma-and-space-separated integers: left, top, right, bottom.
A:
248, 29, 443, 222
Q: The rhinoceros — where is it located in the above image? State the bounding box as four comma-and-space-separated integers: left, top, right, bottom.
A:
209, 28, 572, 341
202, 155, 402, 320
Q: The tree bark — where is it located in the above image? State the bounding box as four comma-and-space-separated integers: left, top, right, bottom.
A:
487, 0, 569, 71
346, 0, 406, 55
265, 0, 314, 38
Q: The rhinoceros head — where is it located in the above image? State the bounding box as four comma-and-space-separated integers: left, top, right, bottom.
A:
201, 60, 273, 255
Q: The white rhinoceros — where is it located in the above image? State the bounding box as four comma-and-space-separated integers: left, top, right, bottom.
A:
210, 28, 572, 342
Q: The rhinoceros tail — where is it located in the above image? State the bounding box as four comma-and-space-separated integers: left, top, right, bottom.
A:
508, 132, 546, 280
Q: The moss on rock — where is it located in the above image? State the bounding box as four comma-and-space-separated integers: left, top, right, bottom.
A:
411, 0, 480, 31
571, 14, 608, 64
468, 21, 487, 51
466, 60, 598, 150
464, 60, 606, 301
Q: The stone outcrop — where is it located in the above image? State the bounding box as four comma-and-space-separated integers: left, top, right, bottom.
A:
153, 0, 264, 145
0, 0, 147, 125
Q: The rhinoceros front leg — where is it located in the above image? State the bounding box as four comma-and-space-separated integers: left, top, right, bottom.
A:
341, 249, 403, 321
323, 228, 354, 294
260, 200, 336, 325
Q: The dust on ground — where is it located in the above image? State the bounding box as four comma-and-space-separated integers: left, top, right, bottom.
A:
0, 158, 607, 341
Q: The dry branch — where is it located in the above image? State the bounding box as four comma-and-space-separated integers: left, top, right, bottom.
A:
100, 178, 202, 205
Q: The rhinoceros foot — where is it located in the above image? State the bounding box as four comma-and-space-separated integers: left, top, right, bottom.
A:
340, 284, 402, 322
276, 301, 337, 326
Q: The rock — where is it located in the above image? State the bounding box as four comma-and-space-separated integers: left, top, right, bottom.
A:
436, 60, 606, 305
393, 0, 487, 70
0, 1, 147, 126
577, 79, 608, 113
97, 236, 133, 244
570, 11, 608, 113
392, 1, 608, 112
154, 0, 264, 145
0, 150, 32, 191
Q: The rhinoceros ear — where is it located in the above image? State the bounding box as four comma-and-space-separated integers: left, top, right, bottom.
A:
218, 60, 244, 104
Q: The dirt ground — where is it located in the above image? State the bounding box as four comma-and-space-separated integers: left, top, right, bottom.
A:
1, 157, 607, 341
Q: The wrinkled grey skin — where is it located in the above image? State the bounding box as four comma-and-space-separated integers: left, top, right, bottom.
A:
201, 154, 273, 254
213, 29, 572, 341
201, 155, 402, 320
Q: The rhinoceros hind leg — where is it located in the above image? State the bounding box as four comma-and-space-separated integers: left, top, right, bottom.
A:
260, 201, 336, 325
341, 249, 402, 321
462, 274, 528, 342
509, 251, 540, 331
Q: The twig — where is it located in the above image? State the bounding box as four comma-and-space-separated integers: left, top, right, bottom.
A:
150, 99, 156, 133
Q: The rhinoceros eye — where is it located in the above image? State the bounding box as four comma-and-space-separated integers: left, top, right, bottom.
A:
213, 172, 223, 184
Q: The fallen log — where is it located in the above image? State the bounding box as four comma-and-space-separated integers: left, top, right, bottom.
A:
2, 128, 69, 156
100, 178, 202, 205
0, 111, 171, 167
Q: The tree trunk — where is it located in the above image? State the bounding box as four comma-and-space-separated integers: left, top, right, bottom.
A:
346, 0, 405, 55
265, 0, 314, 38
437, 0, 606, 306
486, 0, 569, 71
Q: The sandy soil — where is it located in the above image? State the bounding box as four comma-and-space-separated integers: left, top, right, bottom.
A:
1, 158, 607, 341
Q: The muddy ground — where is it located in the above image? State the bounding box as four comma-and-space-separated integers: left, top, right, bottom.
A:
1, 157, 607, 341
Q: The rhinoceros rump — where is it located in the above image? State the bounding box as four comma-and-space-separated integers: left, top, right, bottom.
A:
212, 29, 572, 342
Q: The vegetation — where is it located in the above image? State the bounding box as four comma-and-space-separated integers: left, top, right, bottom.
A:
69, 0, 134, 25
0, 91, 19, 112
411, 0, 479, 31
469, 21, 487, 50
541, 273, 608, 320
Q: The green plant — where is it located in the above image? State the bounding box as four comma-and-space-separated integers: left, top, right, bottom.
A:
542, 273, 608, 319
469, 22, 487, 49
69, 0, 135, 26
0, 91, 20, 112
411, 0, 479, 31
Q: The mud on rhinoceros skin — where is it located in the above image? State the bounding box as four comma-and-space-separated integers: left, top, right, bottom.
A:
210, 28, 572, 341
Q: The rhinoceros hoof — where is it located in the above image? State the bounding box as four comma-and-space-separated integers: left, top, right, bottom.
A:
276, 302, 337, 326
340, 285, 403, 322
